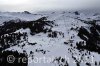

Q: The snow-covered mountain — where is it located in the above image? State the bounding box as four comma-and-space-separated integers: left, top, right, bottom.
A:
0, 11, 100, 66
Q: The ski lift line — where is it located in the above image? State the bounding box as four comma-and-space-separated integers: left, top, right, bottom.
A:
62, 15, 67, 31
63, 14, 70, 40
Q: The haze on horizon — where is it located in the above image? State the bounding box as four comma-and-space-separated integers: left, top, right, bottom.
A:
0, 0, 100, 12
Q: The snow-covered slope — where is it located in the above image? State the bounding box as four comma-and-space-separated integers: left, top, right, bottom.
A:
0, 11, 100, 66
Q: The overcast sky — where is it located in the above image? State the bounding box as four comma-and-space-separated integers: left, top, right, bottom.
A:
0, 0, 100, 12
